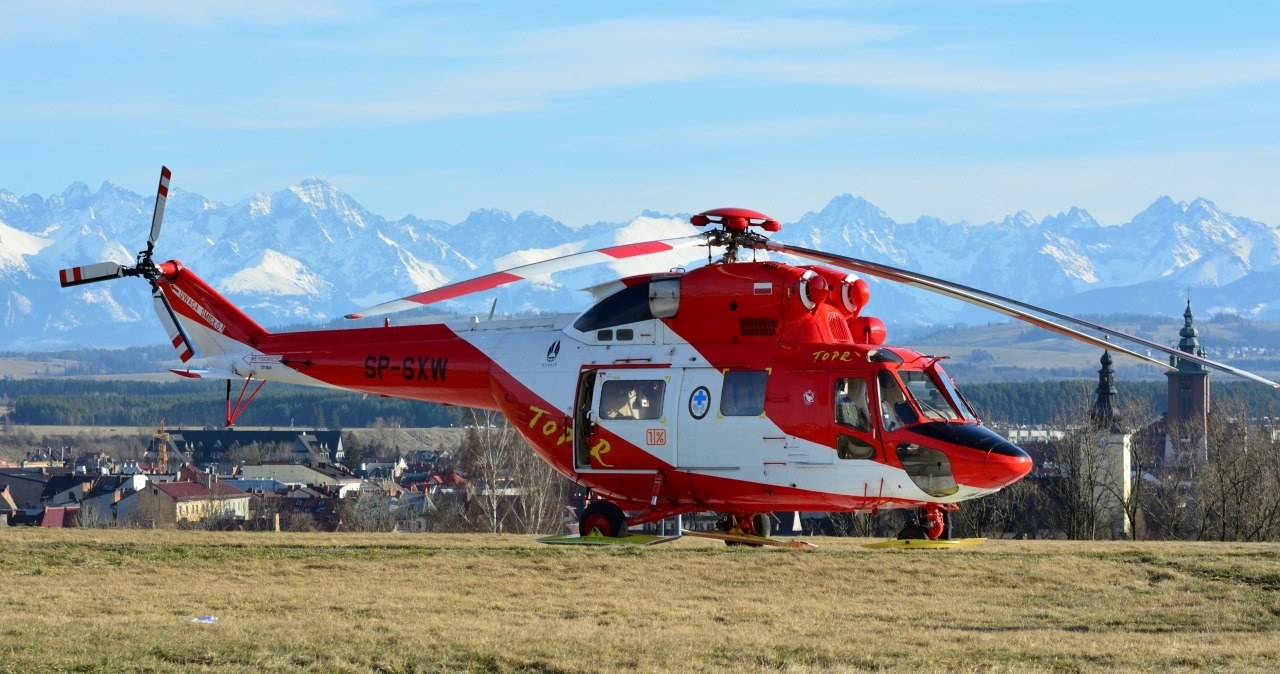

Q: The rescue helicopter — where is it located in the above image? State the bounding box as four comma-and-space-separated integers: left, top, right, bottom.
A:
59, 167, 1280, 545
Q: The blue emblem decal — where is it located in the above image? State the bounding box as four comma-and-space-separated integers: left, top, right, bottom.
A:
689, 386, 711, 420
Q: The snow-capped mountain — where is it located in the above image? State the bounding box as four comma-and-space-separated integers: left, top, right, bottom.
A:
2, 176, 1278, 351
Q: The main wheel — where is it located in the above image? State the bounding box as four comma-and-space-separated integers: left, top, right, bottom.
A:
580, 500, 628, 538
896, 523, 929, 540
722, 512, 772, 546
750, 512, 773, 538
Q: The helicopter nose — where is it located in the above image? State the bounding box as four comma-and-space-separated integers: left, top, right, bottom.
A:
908, 423, 1033, 490
974, 442, 1033, 489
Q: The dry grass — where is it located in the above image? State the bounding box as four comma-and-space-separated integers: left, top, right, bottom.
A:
0, 531, 1277, 673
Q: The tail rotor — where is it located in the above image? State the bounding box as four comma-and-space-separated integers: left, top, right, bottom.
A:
58, 166, 172, 287
58, 165, 195, 362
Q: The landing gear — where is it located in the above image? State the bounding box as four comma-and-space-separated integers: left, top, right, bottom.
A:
716, 512, 772, 546
896, 523, 930, 540
895, 505, 954, 540
869, 505, 982, 549
579, 500, 628, 538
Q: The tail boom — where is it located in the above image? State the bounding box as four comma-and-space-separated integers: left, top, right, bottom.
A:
152, 260, 499, 410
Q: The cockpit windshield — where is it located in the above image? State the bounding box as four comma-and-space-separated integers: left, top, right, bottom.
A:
931, 363, 975, 420
897, 369, 967, 422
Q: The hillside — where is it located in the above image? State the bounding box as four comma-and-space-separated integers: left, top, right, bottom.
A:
902, 312, 1280, 383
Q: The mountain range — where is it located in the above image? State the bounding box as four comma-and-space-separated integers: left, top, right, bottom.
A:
2, 177, 1278, 352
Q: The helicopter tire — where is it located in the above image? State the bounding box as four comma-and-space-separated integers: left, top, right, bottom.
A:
723, 512, 772, 547
580, 500, 628, 538
752, 512, 773, 538
896, 523, 930, 540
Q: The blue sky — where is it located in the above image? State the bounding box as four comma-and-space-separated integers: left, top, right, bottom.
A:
2, 1, 1278, 228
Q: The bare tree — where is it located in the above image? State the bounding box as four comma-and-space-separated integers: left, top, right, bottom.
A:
456, 410, 521, 533
1050, 421, 1109, 540
1193, 403, 1280, 541
454, 409, 572, 534
336, 491, 396, 532
507, 443, 571, 534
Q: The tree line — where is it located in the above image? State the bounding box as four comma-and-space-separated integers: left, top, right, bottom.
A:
1, 378, 462, 428
7, 377, 1280, 428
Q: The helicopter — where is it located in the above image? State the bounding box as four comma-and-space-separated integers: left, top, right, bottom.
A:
59, 167, 1280, 544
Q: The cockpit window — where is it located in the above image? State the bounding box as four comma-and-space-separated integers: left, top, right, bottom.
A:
932, 364, 975, 420
898, 369, 962, 421
574, 282, 654, 333
877, 371, 918, 430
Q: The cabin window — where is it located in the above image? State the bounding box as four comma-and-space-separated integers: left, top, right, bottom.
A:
574, 282, 654, 332
899, 370, 961, 422
648, 277, 681, 318
720, 371, 767, 416
599, 380, 665, 420
834, 378, 872, 432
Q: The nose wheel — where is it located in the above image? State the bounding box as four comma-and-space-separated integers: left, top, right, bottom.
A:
896, 506, 953, 540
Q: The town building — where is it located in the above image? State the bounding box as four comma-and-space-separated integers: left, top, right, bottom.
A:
154, 428, 344, 467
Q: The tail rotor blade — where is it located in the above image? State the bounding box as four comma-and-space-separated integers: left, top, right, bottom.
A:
59, 262, 126, 288
153, 287, 196, 363
147, 166, 172, 255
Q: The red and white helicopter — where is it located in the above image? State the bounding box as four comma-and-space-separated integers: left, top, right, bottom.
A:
60, 168, 1279, 544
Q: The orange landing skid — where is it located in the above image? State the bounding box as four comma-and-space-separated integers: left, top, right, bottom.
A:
680, 529, 817, 550
862, 537, 987, 550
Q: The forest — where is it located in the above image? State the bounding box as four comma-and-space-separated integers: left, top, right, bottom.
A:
0, 378, 462, 428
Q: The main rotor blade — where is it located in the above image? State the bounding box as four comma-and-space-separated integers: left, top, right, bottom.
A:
59, 262, 126, 288
146, 166, 172, 256
347, 233, 713, 319
765, 242, 1280, 388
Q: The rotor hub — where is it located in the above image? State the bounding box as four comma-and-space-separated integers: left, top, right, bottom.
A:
691, 208, 780, 263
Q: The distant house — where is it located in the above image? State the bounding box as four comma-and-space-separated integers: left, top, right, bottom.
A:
0, 486, 19, 525
40, 505, 80, 528
80, 475, 149, 527
223, 478, 289, 495
42, 474, 94, 508
269, 485, 341, 531
21, 447, 71, 469
0, 470, 48, 514
238, 462, 363, 497
125, 479, 250, 527
359, 456, 407, 480
157, 429, 344, 466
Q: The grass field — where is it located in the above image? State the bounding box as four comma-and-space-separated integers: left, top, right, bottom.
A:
1, 531, 1278, 673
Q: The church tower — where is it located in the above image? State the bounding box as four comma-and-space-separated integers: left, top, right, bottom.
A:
1092, 349, 1132, 537
1165, 299, 1210, 464
1091, 350, 1119, 431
